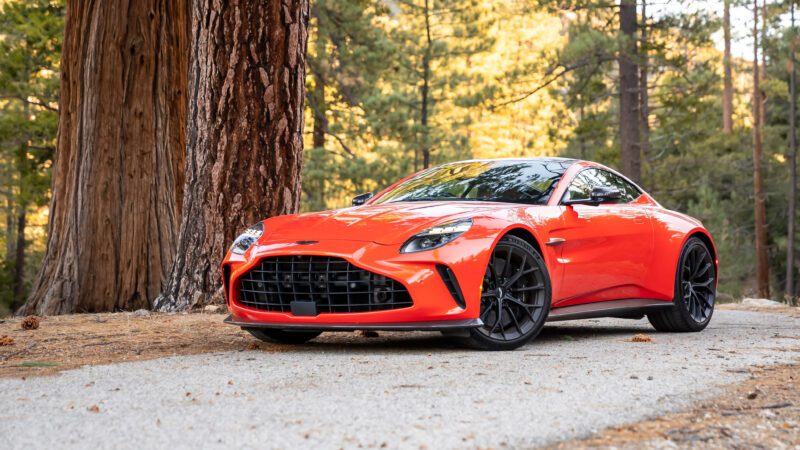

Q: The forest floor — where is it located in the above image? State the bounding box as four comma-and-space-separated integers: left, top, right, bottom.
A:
0, 305, 798, 449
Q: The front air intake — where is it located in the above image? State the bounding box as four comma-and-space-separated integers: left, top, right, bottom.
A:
237, 256, 413, 314
436, 264, 466, 309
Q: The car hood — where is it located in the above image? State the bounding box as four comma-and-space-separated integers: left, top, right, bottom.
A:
263, 201, 508, 245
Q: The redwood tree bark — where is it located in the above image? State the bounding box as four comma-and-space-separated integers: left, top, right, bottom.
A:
156, 0, 309, 311
20, 0, 190, 315
618, 0, 641, 184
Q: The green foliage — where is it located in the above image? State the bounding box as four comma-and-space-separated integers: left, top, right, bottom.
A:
0, 0, 798, 304
0, 0, 63, 314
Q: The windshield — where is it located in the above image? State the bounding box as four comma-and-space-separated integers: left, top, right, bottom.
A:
374, 159, 575, 206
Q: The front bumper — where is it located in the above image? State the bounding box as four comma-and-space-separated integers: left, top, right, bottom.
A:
222, 237, 493, 327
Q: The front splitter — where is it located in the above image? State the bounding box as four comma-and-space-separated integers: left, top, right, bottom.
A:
223, 315, 484, 332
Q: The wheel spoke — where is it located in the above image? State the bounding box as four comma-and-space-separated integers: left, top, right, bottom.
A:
490, 300, 503, 335
511, 283, 544, 293
505, 266, 536, 288
693, 278, 714, 288
505, 303, 524, 336
693, 262, 712, 280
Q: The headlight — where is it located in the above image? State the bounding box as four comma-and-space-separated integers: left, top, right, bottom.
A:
230, 222, 264, 255
400, 218, 472, 253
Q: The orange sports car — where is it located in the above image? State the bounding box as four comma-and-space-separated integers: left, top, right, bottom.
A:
222, 158, 717, 350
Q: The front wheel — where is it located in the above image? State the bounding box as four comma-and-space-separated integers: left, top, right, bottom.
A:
467, 235, 551, 351
244, 328, 322, 344
648, 237, 716, 332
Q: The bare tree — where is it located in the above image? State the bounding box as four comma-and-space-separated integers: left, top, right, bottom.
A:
788, 1, 798, 305
640, 0, 651, 185
21, 0, 190, 315
156, 0, 310, 311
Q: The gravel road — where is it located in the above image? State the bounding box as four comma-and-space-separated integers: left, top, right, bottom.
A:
1, 310, 798, 450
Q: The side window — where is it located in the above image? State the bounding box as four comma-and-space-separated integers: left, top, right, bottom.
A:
563, 169, 642, 204
564, 169, 600, 202
596, 170, 641, 203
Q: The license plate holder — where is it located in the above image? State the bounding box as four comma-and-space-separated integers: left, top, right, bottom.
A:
290, 301, 318, 316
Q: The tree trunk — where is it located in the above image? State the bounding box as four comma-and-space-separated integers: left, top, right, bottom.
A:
312, 78, 326, 151
723, 0, 734, 133
4, 198, 14, 262
20, 0, 190, 315
752, 0, 770, 299
310, 4, 327, 152
618, 0, 641, 184
155, 0, 310, 311
420, 0, 432, 170
787, 1, 798, 305
761, 1, 768, 126
639, 0, 651, 187
12, 207, 25, 307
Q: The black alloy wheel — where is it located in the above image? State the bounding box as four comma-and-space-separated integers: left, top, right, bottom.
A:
648, 237, 716, 332
468, 235, 551, 350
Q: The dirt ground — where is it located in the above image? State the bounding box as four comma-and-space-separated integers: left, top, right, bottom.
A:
0, 311, 249, 378
1, 304, 798, 449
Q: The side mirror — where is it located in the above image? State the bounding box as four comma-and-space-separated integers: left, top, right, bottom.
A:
352, 192, 374, 206
564, 186, 621, 206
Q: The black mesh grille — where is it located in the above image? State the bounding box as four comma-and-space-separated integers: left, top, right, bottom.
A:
237, 255, 413, 313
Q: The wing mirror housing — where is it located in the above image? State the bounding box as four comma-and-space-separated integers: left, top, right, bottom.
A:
352, 192, 374, 206
564, 186, 621, 206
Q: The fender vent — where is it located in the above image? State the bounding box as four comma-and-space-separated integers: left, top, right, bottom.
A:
222, 265, 232, 305
436, 264, 466, 309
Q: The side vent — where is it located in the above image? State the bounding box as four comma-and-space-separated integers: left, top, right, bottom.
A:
436, 264, 466, 309
222, 264, 232, 305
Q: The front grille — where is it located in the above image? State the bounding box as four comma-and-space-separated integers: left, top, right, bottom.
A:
237, 255, 413, 313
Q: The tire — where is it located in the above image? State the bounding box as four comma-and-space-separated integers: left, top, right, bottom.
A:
467, 235, 551, 350
647, 237, 716, 332
244, 328, 322, 344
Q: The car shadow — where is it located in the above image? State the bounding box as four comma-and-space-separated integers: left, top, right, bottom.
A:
248, 319, 655, 354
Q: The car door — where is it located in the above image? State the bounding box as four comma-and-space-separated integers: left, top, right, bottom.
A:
552, 168, 654, 306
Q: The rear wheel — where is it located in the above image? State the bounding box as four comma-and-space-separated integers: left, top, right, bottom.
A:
467, 235, 551, 351
648, 237, 716, 332
244, 328, 322, 344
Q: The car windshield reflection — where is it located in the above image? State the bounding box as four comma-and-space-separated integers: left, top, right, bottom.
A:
374, 159, 575, 206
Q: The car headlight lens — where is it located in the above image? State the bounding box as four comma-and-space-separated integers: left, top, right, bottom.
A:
400, 218, 472, 253
230, 222, 264, 255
